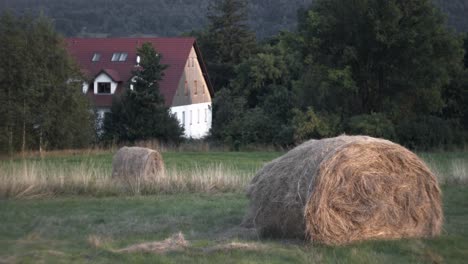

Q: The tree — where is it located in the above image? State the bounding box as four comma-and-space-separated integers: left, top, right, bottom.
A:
298, 0, 464, 120
464, 34, 468, 68
0, 12, 94, 154
103, 43, 184, 144
198, 0, 257, 90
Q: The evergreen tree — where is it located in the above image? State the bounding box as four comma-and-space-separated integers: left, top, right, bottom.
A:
198, 0, 257, 90
464, 34, 468, 68
103, 43, 184, 144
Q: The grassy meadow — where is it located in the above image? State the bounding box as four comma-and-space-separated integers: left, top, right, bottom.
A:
0, 151, 467, 263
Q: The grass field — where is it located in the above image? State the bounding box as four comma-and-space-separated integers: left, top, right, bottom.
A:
1, 151, 467, 263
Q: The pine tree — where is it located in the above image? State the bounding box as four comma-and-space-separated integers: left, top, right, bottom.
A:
199, 0, 257, 90
103, 43, 184, 144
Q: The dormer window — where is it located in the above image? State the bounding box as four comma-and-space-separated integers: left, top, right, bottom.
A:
111, 52, 128, 62
97, 82, 111, 94
92, 53, 101, 62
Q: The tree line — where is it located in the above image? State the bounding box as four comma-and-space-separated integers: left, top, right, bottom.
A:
1, 0, 467, 39
200, 0, 468, 150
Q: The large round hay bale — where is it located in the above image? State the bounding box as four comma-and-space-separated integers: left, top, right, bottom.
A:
112, 147, 165, 192
242, 136, 442, 245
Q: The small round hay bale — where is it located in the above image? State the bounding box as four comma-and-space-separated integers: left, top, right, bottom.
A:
112, 147, 165, 192
242, 136, 442, 245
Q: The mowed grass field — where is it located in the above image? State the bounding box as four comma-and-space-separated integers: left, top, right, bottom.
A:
1, 151, 468, 263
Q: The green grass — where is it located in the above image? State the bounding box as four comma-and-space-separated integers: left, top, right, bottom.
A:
0, 151, 467, 263
1, 187, 467, 263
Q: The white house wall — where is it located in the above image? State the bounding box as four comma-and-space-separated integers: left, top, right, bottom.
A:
170, 102, 212, 139
94, 73, 118, 94
82, 82, 89, 94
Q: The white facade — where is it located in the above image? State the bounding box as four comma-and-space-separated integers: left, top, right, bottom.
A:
82, 82, 89, 94
170, 102, 212, 139
94, 73, 118, 94
96, 107, 111, 120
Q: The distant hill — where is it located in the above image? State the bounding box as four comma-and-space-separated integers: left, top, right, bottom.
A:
0, 0, 466, 38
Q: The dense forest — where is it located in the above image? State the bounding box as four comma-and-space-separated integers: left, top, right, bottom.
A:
0, 0, 467, 39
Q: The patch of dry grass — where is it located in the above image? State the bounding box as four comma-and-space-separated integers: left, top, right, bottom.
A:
0, 160, 252, 199
0, 151, 466, 199
426, 158, 468, 185
114, 233, 189, 254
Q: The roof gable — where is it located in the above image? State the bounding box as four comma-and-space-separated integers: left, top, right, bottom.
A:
65, 37, 212, 106
95, 69, 122, 82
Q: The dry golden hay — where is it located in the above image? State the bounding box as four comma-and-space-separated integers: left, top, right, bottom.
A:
111, 147, 165, 191
203, 242, 267, 253
115, 233, 189, 254
242, 135, 443, 245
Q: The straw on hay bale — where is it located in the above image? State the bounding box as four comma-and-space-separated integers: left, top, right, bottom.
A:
242, 136, 442, 245
112, 147, 165, 192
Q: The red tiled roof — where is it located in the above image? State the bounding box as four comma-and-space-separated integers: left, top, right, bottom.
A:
98, 69, 122, 82
65, 37, 213, 107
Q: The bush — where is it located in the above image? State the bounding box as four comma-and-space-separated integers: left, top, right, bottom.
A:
396, 116, 465, 150
292, 108, 339, 143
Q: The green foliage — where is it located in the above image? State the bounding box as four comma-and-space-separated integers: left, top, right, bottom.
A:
197, 0, 257, 90
231, 40, 297, 107
103, 43, 183, 144
0, 12, 94, 153
1, 181, 468, 262
346, 113, 396, 140
210, 88, 246, 142
0, 0, 320, 39
211, 86, 296, 148
464, 34, 468, 68
397, 116, 465, 150
299, 0, 463, 118
298, 65, 358, 114
292, 108, 338, 143
2, 0, 467, 39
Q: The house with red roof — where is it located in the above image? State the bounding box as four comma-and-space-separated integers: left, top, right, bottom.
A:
66, 37, 214, 139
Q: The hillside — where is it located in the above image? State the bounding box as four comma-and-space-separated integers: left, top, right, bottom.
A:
0, 0, 466, 38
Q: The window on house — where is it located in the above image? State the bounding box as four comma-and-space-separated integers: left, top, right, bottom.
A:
205, 108, 208, 123
190, 110, 192, 125
197, 109, 200, 124
111, 53, 120, 61
203, 84, 205, 94
111, 52, 128, 62
192, 58, 195, 67
182, 111, 185, 126
119, 53, 128, 61
194, 80, 198, 95
97, 82, 111, 94
185, 81, 189, 96
92, 53, 101, 62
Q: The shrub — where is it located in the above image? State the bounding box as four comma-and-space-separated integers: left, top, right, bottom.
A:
396, 116, 464, 150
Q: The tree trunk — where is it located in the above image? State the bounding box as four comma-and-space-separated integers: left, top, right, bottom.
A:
22, 100, 26, 155
39, 127, 43, 157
